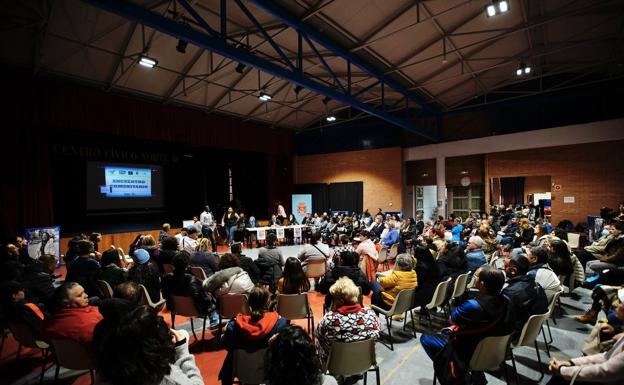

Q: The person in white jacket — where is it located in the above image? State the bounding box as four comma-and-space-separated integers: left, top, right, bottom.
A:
202, 253, 254, 296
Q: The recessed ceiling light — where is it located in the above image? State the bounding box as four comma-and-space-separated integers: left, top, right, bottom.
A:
138, 55, 157, 68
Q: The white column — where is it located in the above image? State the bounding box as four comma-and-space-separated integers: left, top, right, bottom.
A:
436, 155, 446, 218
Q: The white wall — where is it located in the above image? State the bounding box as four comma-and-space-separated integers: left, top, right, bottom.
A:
404, 118, 624, 161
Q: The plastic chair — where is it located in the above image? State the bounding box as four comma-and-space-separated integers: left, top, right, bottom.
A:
163, 263, 174, 274
567, 233, 580, 249
217, 294, 250, 345
449, 273, 470, 308
371, 288, 416, 351
50, 338, 95, 384
9, 322, 50, 384
509, 312, 551, 383
97, 280, 113, 299
277, 293, 315, 339
434, 334, 513, 385
232, 348, 268, 384
327, 339, 380, 385
304, 259, 327, 280
419, 278, 452, 327
168, 295, 208, 342
190, 266, 208, 281
388, 243, 400, 263
138, 284, 166, 311
542, 289, 564, 347
377, 248, 389, 271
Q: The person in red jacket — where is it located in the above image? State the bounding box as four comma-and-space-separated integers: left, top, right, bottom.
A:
42, 282, 103, 347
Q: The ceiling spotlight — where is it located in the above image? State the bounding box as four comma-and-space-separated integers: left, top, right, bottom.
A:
322, 96, 331, 104
515, 63, 532, 77
294, 85, 303, 94
235, 63, 246, 73
138, 55, 158, 68
325, 115, 336, 122
460, 170, 469, 175
176, 39, 188, 53
258, 91, 272, 101
485, 0, 510, 17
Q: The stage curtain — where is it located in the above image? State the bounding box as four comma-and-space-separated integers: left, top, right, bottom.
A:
328, 182, 363, 214
500, 177, 525, 206
294, 184, 329, 215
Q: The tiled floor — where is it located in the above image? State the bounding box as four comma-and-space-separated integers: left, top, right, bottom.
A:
1, 243, 596, 385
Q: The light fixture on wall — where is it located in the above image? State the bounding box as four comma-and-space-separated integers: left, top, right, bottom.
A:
485, 0, 510, 17
460, 170, 469, 175
138, 55, 158, 68
176, 39, 188, 53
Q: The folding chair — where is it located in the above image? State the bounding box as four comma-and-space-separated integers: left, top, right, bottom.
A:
448, 273, 470, 309
162, 263, 174, 274
509, 312, 551, 383
304, 259, 327, 281
138, 284, 166, 311
419, 278, 452, 328
9, 322, 50, 384
97, 280, 113, 299
277, 293, 315, 339
232, 348, 268, 384
168, 295, 208, 342
50, 338, 95, 384
371, 289, 416, 351
377, 248, 389, 271
190, 266, 208, 281
327, 339, 380, 385
217, 294, 250, 347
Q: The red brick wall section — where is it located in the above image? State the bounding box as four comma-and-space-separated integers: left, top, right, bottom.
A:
487, 140, 624, 224
295, 147, 403, 212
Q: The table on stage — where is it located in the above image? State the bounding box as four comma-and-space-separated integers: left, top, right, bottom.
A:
245, 225, 310, 247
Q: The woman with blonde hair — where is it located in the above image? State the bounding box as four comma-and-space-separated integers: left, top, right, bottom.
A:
515, 217, 535, 247
316, 277, 380, 366
191, 238, 218, 277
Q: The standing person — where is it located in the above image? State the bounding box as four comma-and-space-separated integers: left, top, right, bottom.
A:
200, 205, 217, 252
158, 223, 170, 244
221, 207, 239, 246
65, 240, 101, 297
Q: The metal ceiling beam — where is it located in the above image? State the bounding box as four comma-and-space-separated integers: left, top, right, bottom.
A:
81, 0, 438, 142
244, 0, 436, 115
163, 48, 205, 102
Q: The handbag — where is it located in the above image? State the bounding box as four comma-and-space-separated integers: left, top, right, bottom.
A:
582, 321, 615, 355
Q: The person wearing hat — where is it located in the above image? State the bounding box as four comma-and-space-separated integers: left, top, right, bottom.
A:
128, 248, 161, 303
548, 288, 624, 385
181, 226, 199, 255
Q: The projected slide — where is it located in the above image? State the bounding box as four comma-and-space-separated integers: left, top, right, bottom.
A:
101, 166, 152, 198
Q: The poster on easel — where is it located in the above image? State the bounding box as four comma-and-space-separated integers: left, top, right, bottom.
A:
293, 226, 302, 238
26, 226, 61, 260
276, 227, 285, 239
257, 228, 266, 241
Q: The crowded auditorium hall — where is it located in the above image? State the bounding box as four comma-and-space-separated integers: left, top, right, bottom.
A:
2, 1, 624, 385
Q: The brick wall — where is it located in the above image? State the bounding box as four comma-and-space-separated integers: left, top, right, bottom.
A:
486, 140, 624, 224
295, 147, 403, 212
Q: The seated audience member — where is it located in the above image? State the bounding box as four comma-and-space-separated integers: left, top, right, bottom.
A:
65, 240, 101, 297
545, 238, 575, 278
297, 231, 334, 272
575, 221, 624, 267
202, 253, 254, 296
139, 234, 158, 259
231, 242, 260, 284
368, 214, 385, 238
158, 222, 171, 244
586, 236, 624, 276
515, 218, 535, 247
95, 306, 203, 385
526, 246, 561, 302
464, 236, 488, 272
371, 254, 417, 310
547, 288, 624, 385
99, 249, 127, 288
316, 251, 371, 310
576, 284, 623, 325
20, 254, 57, 305
380, 220, 399, 248
128, 249, 162, 303
220, 286, 288, 385
266, 325, 338, 385
502, 255, 548, 339
277, 257, 311, 294
413, 241, 442, 311
334, 234, 356, 255
451, 218, 464, 242
156, 236, 179, 273
355, 230, 379, 281
0, 281, 45, 333
162, 251, 214, 316
181, 227, 199, 255
437, 241, 468, 280
421, 267, 510, 383
42, 282, 103, 346
478, 226, 499, 261
255, 233, 283, 290
316, 277, 380, 368
0, 243, 24, 282
191, 238, 218, 277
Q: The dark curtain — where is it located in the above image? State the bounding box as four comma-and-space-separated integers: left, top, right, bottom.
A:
294, 184, 329, 214
500, 177, 525, 206
328, 182, 363, 214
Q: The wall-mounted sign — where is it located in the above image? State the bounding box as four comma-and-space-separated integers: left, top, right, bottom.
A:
554, 184, 562, 192
563, 196, 575, 203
